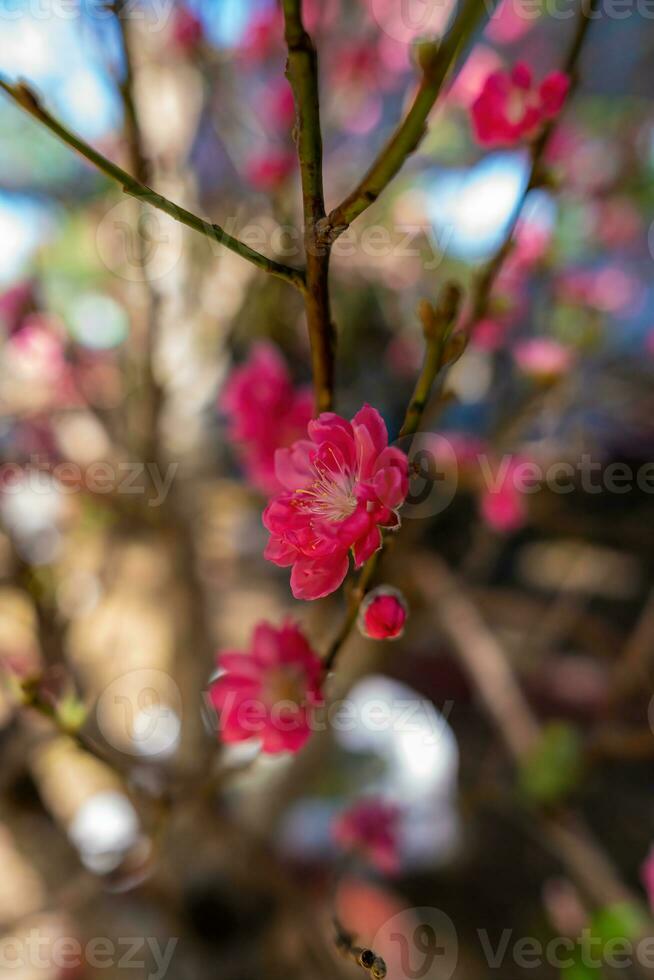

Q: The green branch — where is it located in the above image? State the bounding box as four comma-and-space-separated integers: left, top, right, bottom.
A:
282, 0, 335, 412
323, 0, 499, 238
0, 78, 306, 292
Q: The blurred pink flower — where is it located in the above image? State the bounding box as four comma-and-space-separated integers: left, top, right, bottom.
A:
0, 280, 34, 334
359, 587, 407, 640
513, 338, 574, 381
480, 457, 531, 534
263, 406, 409, 600
170, 6, 203, 50
259, 79, 296, 132
556, 266, 643, 315
209, 621, 323, 755
238, 8, 283, 64
471, 317, 510, 352
485, 0, 539, 44
220, 342, 313, 496
448, 45, 503, 108
641, 847, 654, 912
471, 63, 569, 147
333, 798, 402, 875
245, 149, 296, 192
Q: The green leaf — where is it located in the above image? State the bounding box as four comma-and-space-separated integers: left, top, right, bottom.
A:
519, 722, 583, 806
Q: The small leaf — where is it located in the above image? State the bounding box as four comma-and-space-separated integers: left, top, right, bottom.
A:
519, 722, 583, 805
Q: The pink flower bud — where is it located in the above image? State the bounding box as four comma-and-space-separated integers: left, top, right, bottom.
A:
358, 587, 408, 640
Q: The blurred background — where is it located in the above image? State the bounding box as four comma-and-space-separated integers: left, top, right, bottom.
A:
1, 0, 654, 978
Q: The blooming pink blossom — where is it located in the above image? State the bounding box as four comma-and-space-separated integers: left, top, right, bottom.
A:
513, 338, 574, 381
263, 406, 409, 601
480, 457, 531, 534
359, 587, 407, 640
333, 798, 402, 875
641, 847, 654, 912
471, 63, 570, 148
209, 621, 323, 755
220, 343, 313, 496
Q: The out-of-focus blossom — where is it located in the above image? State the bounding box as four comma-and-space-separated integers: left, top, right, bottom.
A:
592, 197, 642, 249
245, 149, 296, 192
556, 266, 644, 315
259, 79, 296, 132
238, 7, 283, 64
513, 338, 574, 382
471, 63, 570, 148
448, 45, 503, 108
480, 456, 531, 533
641, 847, 654, 912
333, 798, 403, 874
485, 0, 539, 44
220, 342, 313, 495
471, 316, 511, 352
170, 6, 203, 51
0, 280, 34, 333
263, 406, 409, 600
359, 587, 408, 640
2, 316, 75, 412
209, 621, 323, 754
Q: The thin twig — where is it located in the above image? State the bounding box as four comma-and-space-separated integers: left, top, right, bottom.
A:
0, 78, 306, 292
323, 0, 499, 239
282, 0, 335, 411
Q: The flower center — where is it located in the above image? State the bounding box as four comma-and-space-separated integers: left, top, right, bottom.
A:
296, 461, 358, 523
263, 666, 305, 707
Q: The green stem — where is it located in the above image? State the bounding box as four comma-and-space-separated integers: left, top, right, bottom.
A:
324, 0, 499, 237
0, 78, 306, 292
282, 0, 335, 412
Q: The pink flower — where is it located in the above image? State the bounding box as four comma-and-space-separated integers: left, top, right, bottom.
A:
209, 621, 323, 755
513, 338, 574, 381
333, 798, 402, 875
359, 587, 407, 640
170, 6, 203, 51
220, 343, 313, 496
471, 63, 570, 148
641, 847, 654, 911
480, 457, 531, 534
245, 150, 296, 192
263, 406, 409, 601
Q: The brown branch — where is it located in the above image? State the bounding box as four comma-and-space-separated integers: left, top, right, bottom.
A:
282, 0, 334, 412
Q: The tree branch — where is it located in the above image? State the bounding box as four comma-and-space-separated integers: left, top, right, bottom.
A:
323, 0, 499, 239
0, 78, 306, 292
282, 0, 335, 412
